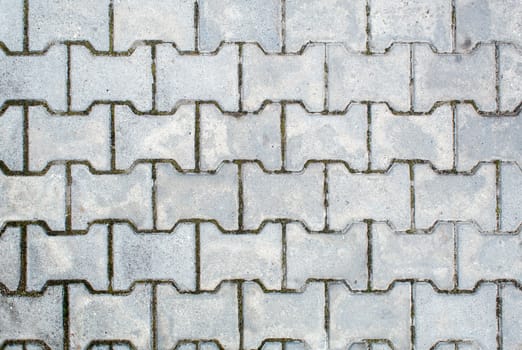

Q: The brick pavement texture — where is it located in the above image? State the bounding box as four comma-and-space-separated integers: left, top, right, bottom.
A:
0, 0, 521, 349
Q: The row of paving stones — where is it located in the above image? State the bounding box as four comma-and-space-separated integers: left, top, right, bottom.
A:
1, 281, 520, 350
1, 0, 521, 53
1, 222, 521, 292
1, 103, 520, 172
1, 42, 521, 112
1, 161, 521, 232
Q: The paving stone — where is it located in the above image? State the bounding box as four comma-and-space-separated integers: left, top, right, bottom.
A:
413, 44, 497, 112
71, 163, 153, 230
371, 103, 454, 170
200, 103, 281, 171
199, 0, 281, 52
414, 163, 497, 231
242, 162, 325, 230
243, 282, 327, 349
456, 104, 522, 171
285, 103, 368, 171
372, 222, 455, 290
329, 282, 411, 350
69, 283, 151, 350
200, 222, 282, 290
114, 0, 194, 51
0, 165, 66, 230
29, 0, 110, 51
0, 106, 23, 171
456, 0, 522, 51
458, 224, 521, 289
286, 222, 367, 290
242, 43, 325, 112
502, 284, 522, 350
414, 282, 497, 349
115, 104, 195, 170
328, 163, 411, 231
0, 226, 21, 291
499, 44, 522, 112
156, 163, 238, 231
285, 0, 366, 53
70, 45, 152, 111
0, 286, 63, 349
260, 342, 306, 350
500, 163, 522, 231
370, 0, 453, 52
29, 105, 111, 171
0, 0, 23, 51
328, 44, 410, 112
156, 43, 239, 112
157, 283, 239, 349
112, 222, 196, 291
0, 45, 67, 111
27, 224, 108, 292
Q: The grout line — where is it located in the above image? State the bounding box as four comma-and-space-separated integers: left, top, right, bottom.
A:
366, 103, 372, 171
495, 160, 501, 231
66, 44, 72, 111
151, 44, 157, 112
495, 42, 501, 113
194, 102, 201, 172
366, 219, 373, 291
107, 223, 114, 291
453, 223, 459, 290
195, 222, 201, 291
496, 283, 503, 350
324, 282, 330, 350
17, 225, 27, 292
365, 0, 371, 54
238, 43, 243, 112
108, 0, 114, 52
237, 282, 244, 350
409, 162, 416, 231
152, 162, 158, 231
63, 284, 70, 350
451, 0, 457, 53
280, 103, 287, 171
237, 162, 244, 230
410, 281, 416, 350
194, 0, 199, 52
409, 44, 415, 112
323, 44, 329, 112
151, 283, 158, 350
452, 102, 458, 171
23, 105, 29, 173
110, 104, 116, 171
323, 163, 329, 231
281, 223, 287, 290
65, 162, 72, 233
23, 0, 29, 52
281, 0, 286, 53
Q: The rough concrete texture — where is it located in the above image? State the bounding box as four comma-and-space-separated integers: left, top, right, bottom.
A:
0, 0, 520, 349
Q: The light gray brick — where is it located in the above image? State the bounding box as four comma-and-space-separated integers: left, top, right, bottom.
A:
0, 286, 63, 349
0, 45, 67, 111
200, 103, 281, 171
373, 223, 455, 290
243, 162, 324, 230
157, 283, 239, 349
328, 163, 411, 231
328, 44, 410, 111
414, 282, 497, 349
71, 163, 153, 230
112, 223, 195, 291
114, 0, 194, 51
0, 165, 66, 230
29, 0, 110, 51
413, 44, 496, 112
286, 0, 366, 53
69, 283, 151, 350
371, 103, 454, 170
458, 224, 521, 289
115, 104, 195, 170
243, 282, 327, 349
348, 343, 392, 350
242, 44, 325, 112
0, 0, 23, 51
370, 0, 453, 52
456, 0, 522, 51
286, 222, 367, 290
70, 45, 152, 111
176, 344, 196, 350
499, 44, 522, 112
199, 342, 220, 350
261, 342, 306, 350
414, 163, 496, 230
502, 284, 522, 350
156, 44, 239, 112
199, 0, 281, 52
500, 163, 522, 231
457, 104, 522, 171
0, 227, 20, 291
286, 103, 368, 171
27, 224, 108, 292
0, 106, 23, 171
200, 222, 282, 290
156, 163, 238, 230
29, 105, 111, 171
329, 282, 411, 350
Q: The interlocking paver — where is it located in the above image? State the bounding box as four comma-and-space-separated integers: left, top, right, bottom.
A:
0, 0, 520, 347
